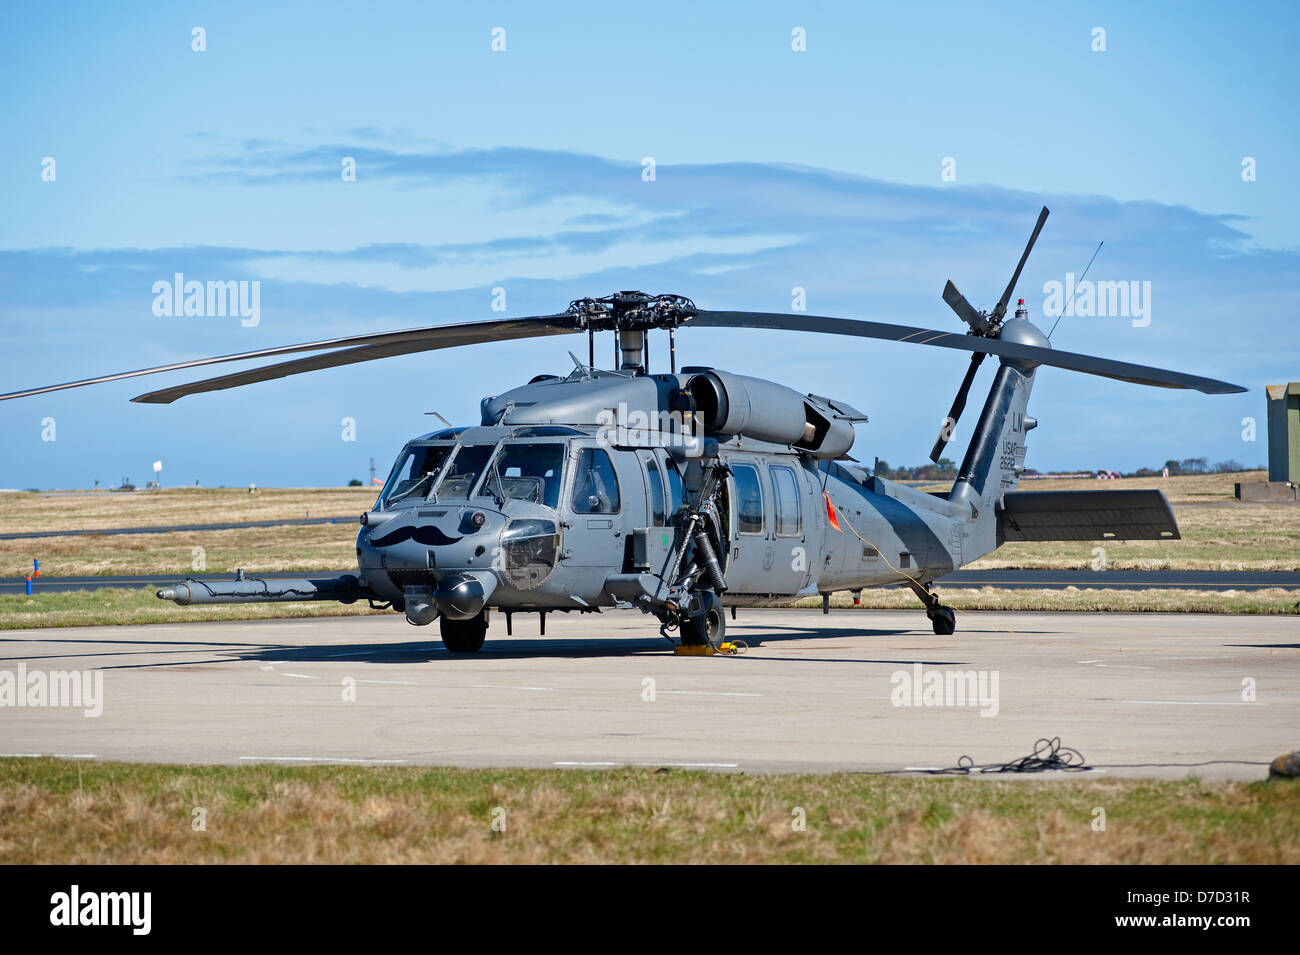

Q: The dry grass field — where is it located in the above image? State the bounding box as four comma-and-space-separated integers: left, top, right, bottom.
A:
0, 523, 358, 579
0, 487, 371, 579
1, 759, 1295, 864
0, 486, 375, 533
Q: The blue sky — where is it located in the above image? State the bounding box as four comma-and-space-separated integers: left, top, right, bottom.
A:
1, 1, 1296, 488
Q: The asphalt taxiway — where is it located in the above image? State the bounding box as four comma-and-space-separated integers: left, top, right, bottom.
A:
2, 609, 1295, 779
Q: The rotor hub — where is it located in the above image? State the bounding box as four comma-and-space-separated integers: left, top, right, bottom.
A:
566, 291, 698, 332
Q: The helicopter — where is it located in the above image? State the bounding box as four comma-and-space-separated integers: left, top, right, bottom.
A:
1, 207, 1245, 652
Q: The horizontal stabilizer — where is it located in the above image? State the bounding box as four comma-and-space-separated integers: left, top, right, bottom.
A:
997, 489, 1180, 543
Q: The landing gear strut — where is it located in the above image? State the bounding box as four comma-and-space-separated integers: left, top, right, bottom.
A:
660, 440, 731, 652
906, 580, 957, 635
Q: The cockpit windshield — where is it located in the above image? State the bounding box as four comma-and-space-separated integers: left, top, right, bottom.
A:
434, 444, 496, 499
379, 444, 452, 506
378, 439, 568, 507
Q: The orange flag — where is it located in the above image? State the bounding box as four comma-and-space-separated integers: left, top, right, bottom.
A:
825, 490, 843, 534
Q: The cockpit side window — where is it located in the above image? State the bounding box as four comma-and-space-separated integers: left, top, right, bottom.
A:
485, 443, 566, 508
570, 447, 621, 514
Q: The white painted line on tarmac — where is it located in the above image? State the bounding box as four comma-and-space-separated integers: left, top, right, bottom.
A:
239, 756, 408, 764
554, 761, 620, 767
355, 679, 421, 685
1121, 700, 1258, 706
473, 683, 556, 691
1078, 662, 1153, 669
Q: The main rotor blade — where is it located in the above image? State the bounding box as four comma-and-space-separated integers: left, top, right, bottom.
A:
131, 317, 583, 403
942, 280, 986, 330
995, 205, 1049, 318
0, 314, 579, 403
687, 311, 1247, 394
929, 352, 985, 462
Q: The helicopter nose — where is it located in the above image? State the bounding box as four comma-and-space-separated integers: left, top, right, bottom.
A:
436, 572, 497, 620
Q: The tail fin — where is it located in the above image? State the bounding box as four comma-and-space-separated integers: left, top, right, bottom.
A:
945, 357, 1035, 566
948, 321, 1046, 517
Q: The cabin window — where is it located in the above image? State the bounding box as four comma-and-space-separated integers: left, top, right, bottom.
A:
732, 463, 765, 535
571, 448, 621, 514
771, 465, 802, 537
646, 458, 666, 526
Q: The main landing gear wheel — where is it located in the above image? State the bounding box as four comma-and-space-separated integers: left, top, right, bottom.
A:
680, 592, 726, 649
440, 611, 488, 653
927, 605, 957, 636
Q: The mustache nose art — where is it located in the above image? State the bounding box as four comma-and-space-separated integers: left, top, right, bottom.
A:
370, 525, 464, 548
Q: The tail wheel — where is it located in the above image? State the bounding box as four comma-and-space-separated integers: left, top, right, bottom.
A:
928, 605, 957, 636
440, 611, 488, 653
680, 592, 726, 648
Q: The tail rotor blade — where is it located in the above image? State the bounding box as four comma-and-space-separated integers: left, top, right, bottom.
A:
929, 352, 985, 462
993, 205, 1049, 319
942, 279, 987, 332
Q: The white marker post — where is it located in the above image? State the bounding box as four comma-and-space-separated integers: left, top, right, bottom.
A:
153, 459, 163, 488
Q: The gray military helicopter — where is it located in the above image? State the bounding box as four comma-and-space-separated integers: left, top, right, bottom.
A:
3, 208, 1245, 651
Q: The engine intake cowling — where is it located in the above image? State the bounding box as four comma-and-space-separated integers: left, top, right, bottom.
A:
685, 369, 856, 459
